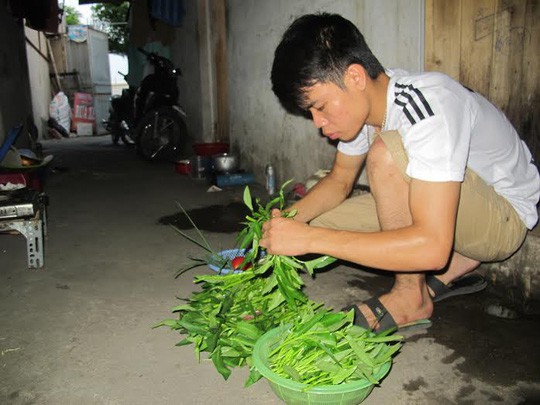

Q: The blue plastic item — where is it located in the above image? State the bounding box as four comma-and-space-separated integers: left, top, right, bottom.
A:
215, 172, 254, 187
0, 125, 23, 163
207, 248, 265, 275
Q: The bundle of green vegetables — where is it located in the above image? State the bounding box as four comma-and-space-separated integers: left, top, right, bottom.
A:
155, 181, 402, 387
265, 310, 402, 387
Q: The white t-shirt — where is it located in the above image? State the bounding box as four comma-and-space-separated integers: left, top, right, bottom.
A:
338, 70, 540, 229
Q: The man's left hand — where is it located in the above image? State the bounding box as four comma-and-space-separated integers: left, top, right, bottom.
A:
260, 209, 311, 256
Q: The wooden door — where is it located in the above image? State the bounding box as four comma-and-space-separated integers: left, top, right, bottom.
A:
425, 0, 540, 165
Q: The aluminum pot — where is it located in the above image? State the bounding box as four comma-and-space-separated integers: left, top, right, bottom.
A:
212, 153, 238, 173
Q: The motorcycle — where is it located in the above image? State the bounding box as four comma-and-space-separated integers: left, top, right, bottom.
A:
133, 48, 188, 161
103, 72, 136, 146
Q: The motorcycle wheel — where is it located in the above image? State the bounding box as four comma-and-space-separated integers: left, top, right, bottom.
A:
135, 106, 187, 161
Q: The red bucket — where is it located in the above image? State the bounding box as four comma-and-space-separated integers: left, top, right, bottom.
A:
192, 142, 229, 156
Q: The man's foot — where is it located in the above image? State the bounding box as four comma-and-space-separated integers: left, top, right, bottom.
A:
426, 273, 487, 303
349, 287, 433, 332
344, 296, 432, 333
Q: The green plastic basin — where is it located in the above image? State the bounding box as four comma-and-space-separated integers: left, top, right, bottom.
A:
253, 324, 391, 405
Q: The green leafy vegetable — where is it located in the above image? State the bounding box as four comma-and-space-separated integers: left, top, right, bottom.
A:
263, 310, 402, 388
157, 180, 401, 389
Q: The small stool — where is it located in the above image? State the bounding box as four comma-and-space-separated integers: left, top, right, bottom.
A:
0, 194, 47, 269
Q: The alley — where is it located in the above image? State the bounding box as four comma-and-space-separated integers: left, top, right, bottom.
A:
0, 136, 539, 404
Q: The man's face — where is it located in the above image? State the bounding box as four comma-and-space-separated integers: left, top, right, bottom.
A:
302, 76, 368, 142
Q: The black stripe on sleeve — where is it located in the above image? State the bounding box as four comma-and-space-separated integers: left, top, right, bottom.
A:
394, 82, 435, 125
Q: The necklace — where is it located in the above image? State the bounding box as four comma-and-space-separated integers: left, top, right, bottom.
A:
380, 109, 387, 131
368, 108, 388, 145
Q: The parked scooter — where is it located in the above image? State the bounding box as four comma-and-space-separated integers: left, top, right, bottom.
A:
103, 72, 136, 145
133, 48, 188, 161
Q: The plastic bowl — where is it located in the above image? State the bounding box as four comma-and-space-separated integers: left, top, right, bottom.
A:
253, 325, 391, 405
207, 248, 257, 275
212, 153, 238, 173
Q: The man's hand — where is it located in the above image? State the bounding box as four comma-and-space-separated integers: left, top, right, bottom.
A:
260, 209, 312, 256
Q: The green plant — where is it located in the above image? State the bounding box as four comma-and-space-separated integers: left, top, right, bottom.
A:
63, 5, 81, 25
156, 181, 402, 390
155, 272, 327, 385
156, 181, 338, 384
236, 182, 336, 307
91, 2, 130, 55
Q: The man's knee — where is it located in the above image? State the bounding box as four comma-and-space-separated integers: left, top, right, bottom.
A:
309, 194, 381, 232
366, 137, 392, 175
366, 136, 408, 188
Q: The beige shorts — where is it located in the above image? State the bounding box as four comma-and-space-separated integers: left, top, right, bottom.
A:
311, 130, 527, 262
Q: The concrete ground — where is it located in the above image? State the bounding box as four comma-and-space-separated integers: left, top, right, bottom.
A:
1, 136, 539, 405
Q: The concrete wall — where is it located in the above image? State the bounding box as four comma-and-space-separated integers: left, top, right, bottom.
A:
226, 0, 424, 186
0, 0, 33, 146
170, 0, 206, 144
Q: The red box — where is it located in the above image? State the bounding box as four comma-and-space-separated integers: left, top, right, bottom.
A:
71, 92, 96, 133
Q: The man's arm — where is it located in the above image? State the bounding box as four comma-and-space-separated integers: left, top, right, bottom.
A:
290, 151, 366, 223
262, 179, 461, 272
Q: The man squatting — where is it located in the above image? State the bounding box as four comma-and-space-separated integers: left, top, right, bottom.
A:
259, 13, 540, 332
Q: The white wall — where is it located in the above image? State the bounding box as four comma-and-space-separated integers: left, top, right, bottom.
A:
109, 54, 129, 96
226, 0, 424, 186
25, 28, 52, 138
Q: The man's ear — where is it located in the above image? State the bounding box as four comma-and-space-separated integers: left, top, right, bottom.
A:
345, 64, 367, 91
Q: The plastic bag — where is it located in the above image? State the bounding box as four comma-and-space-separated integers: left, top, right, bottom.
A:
49, 92, 71, 134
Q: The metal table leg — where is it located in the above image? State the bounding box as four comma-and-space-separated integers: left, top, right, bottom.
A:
0, 215, 44, 269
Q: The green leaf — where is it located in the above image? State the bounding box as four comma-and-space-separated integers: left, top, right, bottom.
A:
175, 337, 193, 347
302, 255, 337, 275
171, 304, 195, 312
374, 342, 402, 364
174, 202, 213, 252
315, 359, 342, 374
307, 331, 337, 347
170, 226, 213, 253
331, 364, 356, 385
266, 289, 286, 311
261, 273, 278, 294
243, 186, 253, 211
283, 208, 297, 218
174, 261, 208, 278
292, 312, 325, 335
345, 334, 375, 367
245, 368, 263, 387
283, 364, 302, 382
153, 319, 178, 329
211, 349, 232, 380
278, 256, 303, 269
235, 321, 262, 341
178, 319, 209, 336
319, 312, 348, 331
206, 331, 220, 352
220, 346, 243, 358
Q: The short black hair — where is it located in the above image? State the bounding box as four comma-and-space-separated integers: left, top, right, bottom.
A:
271, 13, 385, 117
